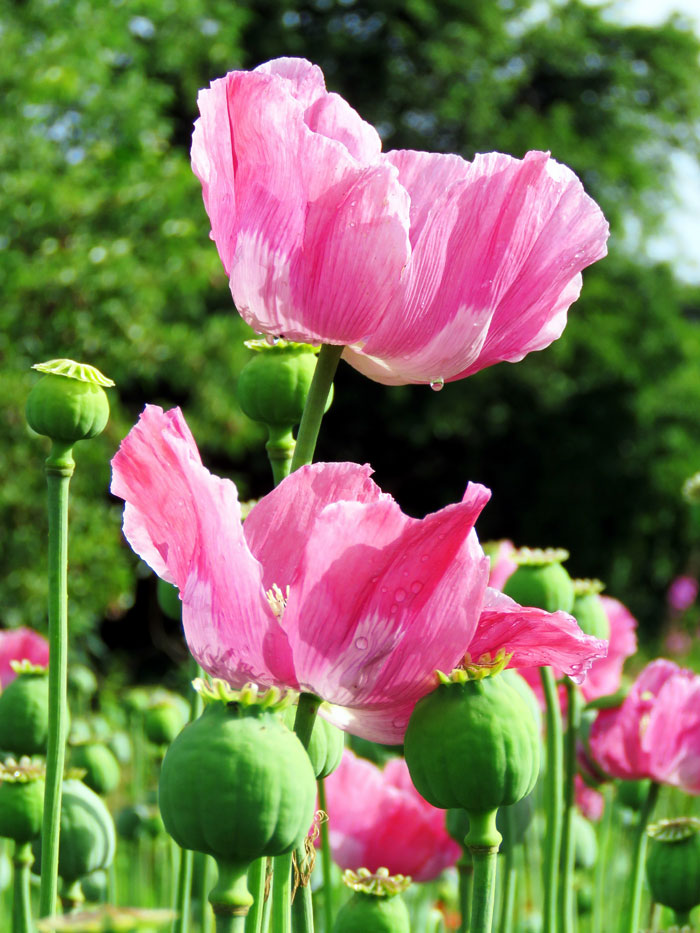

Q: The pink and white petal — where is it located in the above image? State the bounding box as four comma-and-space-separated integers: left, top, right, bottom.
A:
254, 57, 327, 109
581, 596, 637, 702
244, 462, 389, 593
304, 92, 382, 163
643, 673, 700, 787
286, 163, 411, 344
588, 706, 643, 781
288, 484, 491, 710
111, 406, 289, 684
470, 588, 608, 682
192, 75, 238, 275
321, 698, 418, 744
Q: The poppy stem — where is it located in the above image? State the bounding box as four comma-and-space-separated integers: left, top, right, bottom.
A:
290, 345, 344, 472
316, 779, 334, 932
12, 842, 33, 933
244, 860, 265, 933
466, 809, 501, 933
539, 666, 563, 933
558, 680, 581, 933
39, 442, 75, 919
591, 784, 613, 933
498, 808, 517, 933
624, 781, 659, 933
458, 855, 473, 933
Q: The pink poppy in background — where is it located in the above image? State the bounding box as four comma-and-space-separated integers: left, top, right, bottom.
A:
0, 627, 49, 687
575, 775, 604, 822
192, 57, 609, 387
486, 540, 517, 591
667, 575, 699, 613
111, 406, 606, 743
322, 749, 460, 881
588, 659, 700, 794
517, 593, 636, 706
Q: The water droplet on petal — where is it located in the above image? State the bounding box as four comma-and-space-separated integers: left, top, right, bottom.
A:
355, 637, 368, 650
429, 377, 445, 392
392, 715, 407, 729
420, 554, 429, 563
381, 586, 388, 594
395, 588, 406, 603
410, 581, 423, 594
265, 334, 279, 346
390, 604, 398, 614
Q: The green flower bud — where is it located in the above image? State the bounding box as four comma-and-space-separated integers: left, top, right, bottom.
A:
503, 548, 574, 614
0, 758, 45, 844
646, 818, 700, 915
33, 778, 116, 884
237, 340, 331, 429
281, 704, 344, 779
0, 663, 50, 756
572, 580, 610, 641
404, 672, 539, 818
333, 869, 411, 933
80, 869, 108, 904
70, 742, 121, 796
26, 360, 113, 445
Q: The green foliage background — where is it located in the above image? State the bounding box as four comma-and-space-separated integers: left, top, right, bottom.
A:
2, 0, 700, 657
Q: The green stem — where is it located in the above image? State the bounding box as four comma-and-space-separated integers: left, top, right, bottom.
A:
559, 681, 581, 933
316, 780, 334, 933
209, 861, 253, 933
540, 666, 564, 933
673, 909, 692, 927
39, 441, 75, 918
266, 426, 296, 487
498, 810, 517, 933
465, 809, 502, 933
291, 881, 314, 933
215, 915, 247, 933
289, 345, 344, 472
12, 842, 33, 933
245, 860, 266, 933
271, 852, 293, 933
458, 854, 473, 933
624, 782, 659, 933
592, 784, 613, 933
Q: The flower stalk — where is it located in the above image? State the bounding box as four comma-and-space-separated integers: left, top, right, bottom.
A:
290, 344, 344, 472
316, 780, 334, 933
12, 842, 33, 933
624, 781, 659, 933
559, 680, 582, 933
465, 809, 501, 933
539, 666, 563, 933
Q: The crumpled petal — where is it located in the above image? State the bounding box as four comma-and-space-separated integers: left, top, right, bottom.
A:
469, 588, 608, 682
110, 405, 294, 689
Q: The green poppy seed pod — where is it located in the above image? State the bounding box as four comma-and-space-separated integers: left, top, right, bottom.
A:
572, 580, 610, 640
237, 340, 332, 428
143, 694, 188, 746
404, 673, 540, 816
281, 705, 344, 779
503, 548, 574, 613
646, 818, 700, 915
32, 778, 116, 884
26, 359, 113, 445
67, 664, 98, 700
332, 869, 411, 933
80, 869, 109, 904
70, 742, 121, 796
0, 664, 50, 755
0, 759, 45, 844
158, 681, 316, 916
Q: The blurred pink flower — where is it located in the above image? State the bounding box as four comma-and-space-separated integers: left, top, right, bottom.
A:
111, 406, 606, 743
322, 748, 460, 881
486, 540, 517, 591
518, 593, 636, 706
192, 57, 609, 387
0, 627, 49, 687
575, 775, 604, 822
667, 575, 698, 613
664, 627, 693, 656
588, 659, 700, 794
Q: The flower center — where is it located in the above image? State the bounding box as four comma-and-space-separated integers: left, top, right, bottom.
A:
266, 583, 290, 618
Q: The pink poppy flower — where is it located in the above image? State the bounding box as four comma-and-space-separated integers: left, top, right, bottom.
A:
111, 406, 606, 743
667, 575, 699, 613
0, 627, 49, 687
518, 593, 636, 706
588, 659, 700, 794
322, 748, 460, 881
192, 57, 609, 387
575, 775, 604, 822
486, 540, 518, 592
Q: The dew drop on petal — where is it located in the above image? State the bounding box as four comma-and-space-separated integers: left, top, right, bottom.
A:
265, 334, 279, 346
355, 637, 368, 650
410, 581, 423, 594
420, 554, 429, 563
390, 604, 398, 614
392, 715, 407, 729
429, 377, 445, 392
395, 588, 406, 603
380, 586, 388, 594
